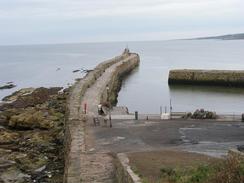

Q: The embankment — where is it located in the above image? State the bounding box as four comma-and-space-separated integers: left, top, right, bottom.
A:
64, 51, 140, 182
168, 69, 244, 87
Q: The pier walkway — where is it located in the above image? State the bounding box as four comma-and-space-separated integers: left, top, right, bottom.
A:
65, 51, 140, 183
79, 57, 138, 182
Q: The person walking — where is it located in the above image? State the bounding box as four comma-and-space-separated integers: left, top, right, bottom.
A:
97, 104, 103, 115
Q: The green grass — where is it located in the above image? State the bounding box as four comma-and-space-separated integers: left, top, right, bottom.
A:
139, 155, 244, 183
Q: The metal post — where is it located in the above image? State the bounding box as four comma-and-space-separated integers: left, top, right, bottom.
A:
106, 85, 112, 128
170, 99, 172, 119
109, 107, 112, 127
135, 111, 138, 120
170, 99, 172, 113
160, 106, 162, 115
84, 103, 87, 114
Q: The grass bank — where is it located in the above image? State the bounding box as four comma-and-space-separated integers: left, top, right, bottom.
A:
128, 150, 244, 183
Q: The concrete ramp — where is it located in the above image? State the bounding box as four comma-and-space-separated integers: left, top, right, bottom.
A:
111, 106, 129, 115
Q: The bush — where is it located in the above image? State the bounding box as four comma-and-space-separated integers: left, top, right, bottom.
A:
159, 156, 244, 183
209, 155, 244, 183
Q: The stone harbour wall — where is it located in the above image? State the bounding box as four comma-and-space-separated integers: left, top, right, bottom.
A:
100, 53, 140, 105
64, 52, 140, 183
168, 69, 244, 87
115, 153, 142, 183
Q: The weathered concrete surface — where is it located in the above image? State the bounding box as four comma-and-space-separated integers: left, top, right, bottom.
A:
64, 51, 140, 183
87, 119, 244, 157
168, 69, 244, 87
84, 118, 244, 182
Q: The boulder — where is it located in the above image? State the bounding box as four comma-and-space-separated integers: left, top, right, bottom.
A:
2, 88, 35, 102
72, 69, 80, 73
0, 84, 16, 90
182, 112, 192, 119
191, 109, 217, 119
0, 129, 20, 144
0, 167, 31, 183
0, 108, 23, 126
9, 109, 54, 129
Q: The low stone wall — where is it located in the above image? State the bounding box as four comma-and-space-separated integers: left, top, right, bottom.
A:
100, 53, 140, 105
64, 52, 140, 183
115, 153, 142, 183
168, 69, 244, 87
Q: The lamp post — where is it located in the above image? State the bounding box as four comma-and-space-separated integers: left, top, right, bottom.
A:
106, 85, 112, 128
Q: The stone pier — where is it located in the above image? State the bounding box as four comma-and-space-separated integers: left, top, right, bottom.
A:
168, 69, 244, 87
64, 50, 140, 183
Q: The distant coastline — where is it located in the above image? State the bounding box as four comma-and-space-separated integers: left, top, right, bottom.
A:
186, 33, 244, 40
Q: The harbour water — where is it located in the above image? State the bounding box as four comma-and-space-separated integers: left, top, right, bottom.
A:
1, 40, 244, 113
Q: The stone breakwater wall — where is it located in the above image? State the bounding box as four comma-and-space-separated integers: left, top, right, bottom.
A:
115, 153, 142, 183
168, 69, 244, 87
100, 54, 140, 105
64, 53, 140, 183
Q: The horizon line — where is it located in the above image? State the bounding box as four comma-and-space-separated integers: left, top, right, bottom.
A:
1, 32, 243, 47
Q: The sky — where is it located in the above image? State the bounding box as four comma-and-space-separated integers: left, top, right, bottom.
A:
0, 0, 244, 45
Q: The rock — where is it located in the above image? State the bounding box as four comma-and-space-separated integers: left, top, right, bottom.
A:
73, 69, 80, 73
75, 78, 81, 82
0, 167, 31, 183
0, 108, 23, 126
0, 159, 15, 168
9, 109, 40, 129
191, 109, 217, 119
17, 156, 47, 173
0, 84, 16, 90
2, 88, 35, 102
9, 109, 54, 129
34, 165, 46, 173
237, 145, 244, 152
0, 129, 20, 144
0, 114, 8, 126
1, 87, 63, 110
182, 112, 192, 119
20, 130, 55, 151
0, 87, 66, 183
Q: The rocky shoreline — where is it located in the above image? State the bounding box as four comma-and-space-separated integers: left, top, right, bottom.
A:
0, 82, 16, 90
0, 87, 68, 183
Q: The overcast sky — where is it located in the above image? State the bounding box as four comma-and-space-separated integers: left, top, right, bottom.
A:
0, 0, 244, 45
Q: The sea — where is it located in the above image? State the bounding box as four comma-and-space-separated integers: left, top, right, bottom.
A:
1, 40, 244, 114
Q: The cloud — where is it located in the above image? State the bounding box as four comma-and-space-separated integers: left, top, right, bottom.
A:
0, 0, 243, 44
0, 0, 243, 19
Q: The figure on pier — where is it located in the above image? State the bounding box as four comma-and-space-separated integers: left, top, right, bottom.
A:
123, 46, 130, 55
